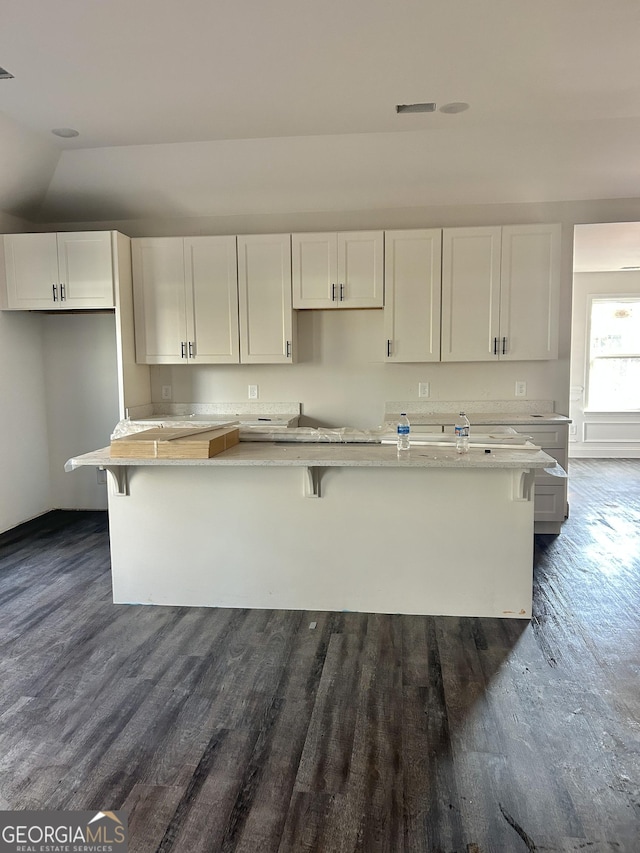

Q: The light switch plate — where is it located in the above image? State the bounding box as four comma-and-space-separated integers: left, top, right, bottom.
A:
515, 380, 527, 397
418, 382, 430, 398
161, 385, 172, 401
248, 384, 259, 399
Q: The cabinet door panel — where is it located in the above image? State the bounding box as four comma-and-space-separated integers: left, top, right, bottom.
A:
441, 227, 501, 361
338, 231, 384, 307
238, 235, 294, 363
292, 233, 337, 308
500, 224, 560, 360
185, 237, 239, 363
132, 238, 187, 364
57, 232, 114, 308
3, 233, 59, 309
384, 230, 441, 362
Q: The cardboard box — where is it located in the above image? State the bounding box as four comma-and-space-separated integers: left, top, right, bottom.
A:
110, 426, 240, 459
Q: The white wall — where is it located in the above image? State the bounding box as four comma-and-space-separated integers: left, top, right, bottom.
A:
42, 314, 119, 509
0, 211, 52, 533
570, 270, 640, 458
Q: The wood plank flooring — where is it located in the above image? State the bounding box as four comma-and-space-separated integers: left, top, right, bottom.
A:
0, 460, 639, 852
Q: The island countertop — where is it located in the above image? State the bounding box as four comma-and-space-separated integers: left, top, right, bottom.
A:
66, 441, 556, 471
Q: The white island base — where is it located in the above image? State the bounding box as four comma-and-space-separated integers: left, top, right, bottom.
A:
88, 446, 545, 618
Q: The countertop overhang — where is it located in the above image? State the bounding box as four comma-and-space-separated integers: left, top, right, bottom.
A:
66, 441, 555, 471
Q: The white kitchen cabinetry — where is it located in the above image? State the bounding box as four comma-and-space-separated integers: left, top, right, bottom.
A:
441, 224, 560, 361
292, 231, 384, 309
1, 231, 115, 310
384, 229, 442, 362
237, 234, 295, 363
132, 236, 240, 365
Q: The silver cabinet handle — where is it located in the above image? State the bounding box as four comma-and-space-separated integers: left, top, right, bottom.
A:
52, 284, 58, 302
188, 341, 194, 358
181, 341, 187, 358
286, 340, 292, 358
339, 283, 344, 301
60, 283, 66, 301
387, 339, 392, 357
331, 283, 336, 301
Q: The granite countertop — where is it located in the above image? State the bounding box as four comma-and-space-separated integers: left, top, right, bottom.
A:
66, 442, 555, 471
386, 412, 571, 426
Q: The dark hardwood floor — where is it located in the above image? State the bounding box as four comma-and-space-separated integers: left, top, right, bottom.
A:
0, 460, 638, 852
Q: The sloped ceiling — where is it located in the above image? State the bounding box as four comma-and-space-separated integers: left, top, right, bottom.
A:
1, 0, 640, 223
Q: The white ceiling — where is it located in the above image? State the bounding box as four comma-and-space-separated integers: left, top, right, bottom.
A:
1, 0, 640, 228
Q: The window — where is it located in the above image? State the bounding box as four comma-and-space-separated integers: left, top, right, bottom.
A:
587, 297, 640, 411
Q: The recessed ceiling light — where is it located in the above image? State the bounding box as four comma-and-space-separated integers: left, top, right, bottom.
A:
439, 102, 470, 114
52, 127, 80, 138
0, 66, 14, 80
396, 103, 437, 114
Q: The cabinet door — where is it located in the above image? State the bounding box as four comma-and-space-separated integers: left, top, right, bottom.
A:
499, 224, 560, 360
184, 237, 240, 363
237, 234, 294, 363
3, 233, 60, 309
441, 227, 502, 361
292, 233, 338, 308
132, 238, 188, 364
56, 232, 115, 309
337, 231, 384, 307
384, 229, 442, 362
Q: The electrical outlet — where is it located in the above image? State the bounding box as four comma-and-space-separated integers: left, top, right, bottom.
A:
418, 382, 430, 398
515, 380, 527, 397
161, 385, 172, 401
248, 384, 258, 400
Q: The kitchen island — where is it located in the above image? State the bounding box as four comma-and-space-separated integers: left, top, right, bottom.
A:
66, 441, 554, 618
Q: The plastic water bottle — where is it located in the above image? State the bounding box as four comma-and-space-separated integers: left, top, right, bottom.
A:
397, 413, 410, 454
455, 411, 470, 454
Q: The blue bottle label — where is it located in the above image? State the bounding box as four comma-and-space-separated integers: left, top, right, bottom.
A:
397, 425, 410, 435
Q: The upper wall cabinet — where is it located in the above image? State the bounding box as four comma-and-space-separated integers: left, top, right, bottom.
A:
237, 234, 296, 364
383, 229, 442, 362
1, 231, 115, 310
292, 231, 384, 309
441, 223, 561, 361
132, 236, 240, 364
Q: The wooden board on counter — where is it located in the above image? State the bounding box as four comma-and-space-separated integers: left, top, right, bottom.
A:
110, 426, 239, 459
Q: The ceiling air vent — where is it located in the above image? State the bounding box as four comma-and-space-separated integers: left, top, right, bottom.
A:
0, 66, 14, 80
396, 102, 436, 114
